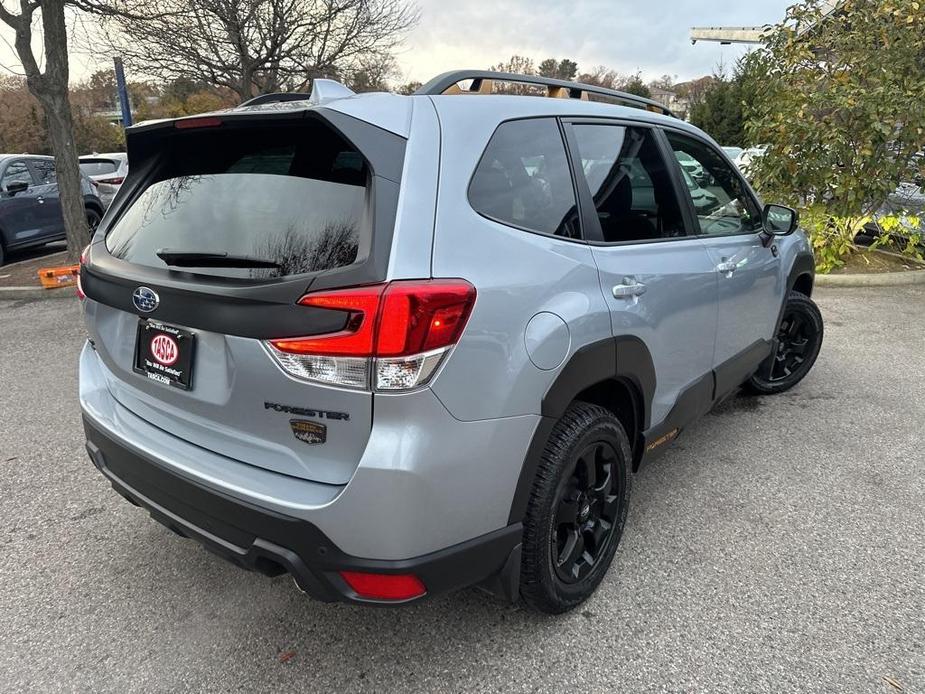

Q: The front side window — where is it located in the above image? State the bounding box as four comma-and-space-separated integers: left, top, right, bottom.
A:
2, 161, 33, 190
666, 131, 762, 236
570, 124, 686, 243
469, 118, 580, 239
30, 159, 57, 185
105, 122, 369, 279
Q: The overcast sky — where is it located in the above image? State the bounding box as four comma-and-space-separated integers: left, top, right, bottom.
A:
1, 0, 792, 86
398, 0, 793, 83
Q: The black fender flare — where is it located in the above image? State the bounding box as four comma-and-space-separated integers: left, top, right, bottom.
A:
787, 252, 815, 297
507, 336, 656, 524
758, 251, 815, 381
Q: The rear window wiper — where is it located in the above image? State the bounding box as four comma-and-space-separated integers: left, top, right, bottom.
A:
155, 250, 282, 269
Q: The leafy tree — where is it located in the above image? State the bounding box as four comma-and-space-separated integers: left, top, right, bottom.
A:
0, 75, 48, 154
538, 58, 578, 81
688, 59, 758, 146
620, 73, 651, 98
744, 0, 925, 272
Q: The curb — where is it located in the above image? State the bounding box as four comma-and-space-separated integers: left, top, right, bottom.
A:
816, 248, 925, 287
0, 286, 77, 301
816, 269, 925, 287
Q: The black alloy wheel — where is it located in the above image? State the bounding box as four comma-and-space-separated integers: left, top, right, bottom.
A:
746, 291, 823, 395
520, 402, 631, 614
86, 208, 102, 237
768, 309, 814, 382
553, 441, 623, 584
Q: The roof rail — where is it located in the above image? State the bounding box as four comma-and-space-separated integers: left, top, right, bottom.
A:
415, 70, 676, 118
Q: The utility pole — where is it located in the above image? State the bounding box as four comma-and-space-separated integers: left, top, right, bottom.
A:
113, 56, 133, 127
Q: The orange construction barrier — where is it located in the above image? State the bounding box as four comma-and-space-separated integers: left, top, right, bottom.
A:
37, 264, 79, 289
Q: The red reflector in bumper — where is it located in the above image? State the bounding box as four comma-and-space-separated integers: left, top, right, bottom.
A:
339, 571, 426, 601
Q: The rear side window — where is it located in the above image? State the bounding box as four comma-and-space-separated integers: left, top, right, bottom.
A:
105, 121, 369, 279
80, 159, 119, 176
570, 124, 686, 243
469, 119, 580, 239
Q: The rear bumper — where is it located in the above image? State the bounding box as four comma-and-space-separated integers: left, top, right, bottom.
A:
84, 416, 522, 604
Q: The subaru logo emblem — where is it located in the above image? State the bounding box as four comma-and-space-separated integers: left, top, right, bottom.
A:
132, 286, 159, 313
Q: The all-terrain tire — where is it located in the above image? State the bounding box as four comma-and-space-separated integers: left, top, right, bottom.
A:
520, 402, 632, 614
745, 291, 823, 395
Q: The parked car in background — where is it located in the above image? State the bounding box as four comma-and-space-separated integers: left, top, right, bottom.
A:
79, 153, 128, 208
680, 166, 719, 213
675, 149, 707, 184
0, 154, 104, 265
721, 146, 743, 161
734, 146, 768, 179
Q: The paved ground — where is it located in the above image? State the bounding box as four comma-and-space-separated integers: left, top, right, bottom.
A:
1, 287, 922, 693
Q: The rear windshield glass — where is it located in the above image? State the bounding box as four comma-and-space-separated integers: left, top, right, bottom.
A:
80, 160, 119, 176
105, 121, 369, 279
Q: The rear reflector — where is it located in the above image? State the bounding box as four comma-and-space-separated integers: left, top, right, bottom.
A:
266, 279, 476, 391
174, 116, 223, 129
339, 571, 426, 601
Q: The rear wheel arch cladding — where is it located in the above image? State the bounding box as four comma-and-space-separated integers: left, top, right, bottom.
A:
508, 336, 656, 524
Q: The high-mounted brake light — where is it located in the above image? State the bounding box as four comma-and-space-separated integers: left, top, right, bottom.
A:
174, 116, 223, 130
76, 244, 90, 300
265, 279, 476, 391
339, 571, 426, 601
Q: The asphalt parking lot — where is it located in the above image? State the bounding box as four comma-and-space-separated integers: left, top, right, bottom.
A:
1, 286, 923, 693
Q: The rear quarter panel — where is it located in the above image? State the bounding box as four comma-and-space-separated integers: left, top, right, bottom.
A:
427, 99, 612, 421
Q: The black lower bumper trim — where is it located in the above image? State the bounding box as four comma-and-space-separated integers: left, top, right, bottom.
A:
83, 416, 522, 605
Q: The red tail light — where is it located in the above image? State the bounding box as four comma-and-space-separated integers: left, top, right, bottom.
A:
339, 571, 426, 601
271, 285, 385, 357
97, 176, 125, 185
174, 116, 223, 129
266, 279, 476, 390
76, 244, 90, 300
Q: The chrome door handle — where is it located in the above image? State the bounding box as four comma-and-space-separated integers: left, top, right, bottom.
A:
612, 278, 647, 298
716, 260, 737, 275
37, 196, 45, 204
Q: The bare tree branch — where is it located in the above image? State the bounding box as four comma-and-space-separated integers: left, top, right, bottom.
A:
94, 0, 419, 100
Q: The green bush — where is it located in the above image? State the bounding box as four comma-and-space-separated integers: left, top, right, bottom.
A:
743, 0, 925, 272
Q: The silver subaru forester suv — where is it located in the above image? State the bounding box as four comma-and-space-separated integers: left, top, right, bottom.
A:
78, 71, 822, 613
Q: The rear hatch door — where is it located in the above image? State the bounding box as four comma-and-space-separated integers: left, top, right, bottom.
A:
81, 108, 405, 485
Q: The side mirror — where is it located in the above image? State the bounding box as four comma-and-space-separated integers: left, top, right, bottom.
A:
5, 180, 29, 195
762, 203, 798, 236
